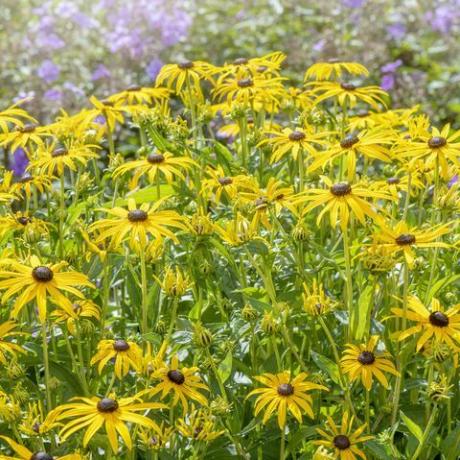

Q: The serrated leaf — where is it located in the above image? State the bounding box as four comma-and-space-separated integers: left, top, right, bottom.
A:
400, 411, 423, 442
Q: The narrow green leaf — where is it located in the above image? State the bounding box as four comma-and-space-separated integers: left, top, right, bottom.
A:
311, 351, 340, 384
400, 411, 423, 442
217, 350, 233, 383
353, 284, 373, 340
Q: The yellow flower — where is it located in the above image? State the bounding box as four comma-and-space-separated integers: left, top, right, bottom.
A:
307, 81, 387, 111
89, 197, 188, 251
304, 61, 369, 81
87, 96, 126, 132
391, 296, 460, 352
247, 371, 327, 429
0, 435, 82, 460
156, 266, 191, 297
19, 403, 60, 436
219, 52, 286, 80
314, 411, 373, 460
293, 177, 393, 231
302, 280, 336, 316
0, 256, 94, 323
200, 165, 251, 203
144, 355, 208, 412
0, 99, 36, 133
258, 126, 332, 164
138, 422, 174, 451
90, 339, 142, 379
0, 123, 50, 154
0, 212, 49, 241
108, 85, 170, 106
79, 227, 107, 262
52, 299, 100, 335
370, 173, 424, 199
341, 336, 399, 390
0, 321, 25, 365
55, 394, 166, 452
176, 406, 225, 442
214, 212, 261, 246
308, 129, 393, 180
8, 172, 53, 200
113, 151, 197, 189
372, 221, 451, 266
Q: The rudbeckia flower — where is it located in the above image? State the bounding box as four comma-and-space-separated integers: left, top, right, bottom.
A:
176, 406, 225, 442
52, 299, 100, 335
0, 212, 48, 240
9, 172, 53, 200
0, 99, 36, 133
54, 394, 166, 452
391, 296, 460, 351
0, 123, 50, 154
219, 52, 286, 80
0, 320, 26, 364
302, 280, 336, 316
87, 96, 126, 132
90, 339, 142, 379
108, 85, 170, 106
313, 411, 373, 460
341, 336, 399, 390
304, 61, 369, 81
247, 371, 328, 429
0, 256, 94, 323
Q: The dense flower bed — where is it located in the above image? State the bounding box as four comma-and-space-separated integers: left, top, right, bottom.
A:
0, 52, 458, 459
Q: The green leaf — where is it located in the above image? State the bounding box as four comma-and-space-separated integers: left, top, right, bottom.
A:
217, 350, 233, 383
427, 274, 460, 300
441, 425, 460, 460
352, 284, 373, 340
49, 362, 84, 395
311, 351, 340, 384
400, 411, 423, 442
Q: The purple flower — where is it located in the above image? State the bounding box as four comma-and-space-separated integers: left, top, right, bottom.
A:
387, 23, 406, 40
37, 59, 60, 83
146, 58, 163, 80
381, 59, 403, 74
10, 149, 29, 176
425, 7, 455, 34
448, 175, 458, 188
380, 60, 403, 90
44, 88, 63, 102
313, 39, 326, 52
91, 64, 111, 81
381, 74, 396, 91
342, 0, 366, 8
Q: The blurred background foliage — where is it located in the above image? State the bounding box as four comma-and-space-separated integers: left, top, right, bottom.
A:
2, 0, 460, 124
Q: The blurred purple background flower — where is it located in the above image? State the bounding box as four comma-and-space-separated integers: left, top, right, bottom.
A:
380, 59, 402, 90
37, 59, 60, 83
92, 64, 111, 81
146, 58, 163, 80
10, 148, 29, 176
387, 23, 406, 40
342, 0, 366, 8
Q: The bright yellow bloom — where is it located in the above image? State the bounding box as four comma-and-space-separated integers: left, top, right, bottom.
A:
305, 61, 369, 81
247, 371, 327, 429
0, 256, 94, 323
0, 212, 48, 241
19, 403, 60, 436
219, 52, 286, 80
391, 296, 460, 352
176, 406, 225, 442
156, 266, 191, 297
6, 172, 53, 200
52, 299, 100, 335
87, 96, 126, 132
138, 422, 174, 451
314, 411, 373, 460
90, 339, 142, 378
214, 212, 260, 246
370, 173, 424, 199
90, 197, 188, 251
0, 99, 36, 133
0, 123, 50, 153
0, 321, 26, 365
55, 394, 166, 452
108, 85, 170, 106
200, 165, 252, 202
341, 336, 399, 390
302, 280, 336, 316
293, 177, 393, 231
143, 355, 208, 412
372, 221, 451, 266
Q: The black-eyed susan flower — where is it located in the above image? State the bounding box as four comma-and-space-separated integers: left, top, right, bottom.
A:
304, 61, 369, 81
144, 355, 208, 412
138, 422, 174, 451
112, 151, 197, 189
176, 406, 225, 442
90, 339, 142, 379
302, 280, 336, 316
314, 411, 373, 460
341, 336, 399, 390
89, 197, 188, 251
55, 394, 166, 452
108, 85, 170, 106
87, 96, 126, 132
370, 173, 424, 199
247, 371, 327, 429
293, 177, 393, 231
0, 320, 26, 365
372, 221, 451, 266
0, 435, 83, 460
0, 256, 94, 323
52, 299, 100, 335
4, 171, 53, 201
0, 123, 50, 153
0, 212, 48, 241
0, 99, 36, 133
307, 81, 388, 111
19, 403, 60, 436
156, 266, 191, 298
219, 52, 286, 80
391, 296, 460, 351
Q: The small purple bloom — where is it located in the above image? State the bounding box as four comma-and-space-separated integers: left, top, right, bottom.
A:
44, 88, 63, 102
448, 175, 458, 188
10, 149, 29, 176
342, 0, 365, 7
381, 59, 403, 74
146, 58, 163, 80
37, 59, 60, 83
425, 7, 454, 34
381, 74, 396, 91
92, 64, 111, 81
387, 23, 406, 40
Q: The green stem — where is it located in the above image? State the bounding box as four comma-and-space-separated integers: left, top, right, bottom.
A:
205, 348, 228, 403
140, 250, 149, 335
410, 405, 437, 460
59, 174, 65, 259
239, 115, 249, 169
342, 228, 353, 340
42, 322, 52, 410
280, 425, 286, 460
166, 297, 179, 343
297, 148, 304, 192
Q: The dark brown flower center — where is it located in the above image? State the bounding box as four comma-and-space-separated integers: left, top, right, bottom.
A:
127, 85, 142, 92
277, 383, 294, 396
357, 351, 375, 365
395, 233, 416, 245
178, 61, 194, 70
147, 153, 165, 164
18, 123, 37, 133
254, 197, 268, 209
428, 136, 446, 149
340, 134, 360, 149
237, 78, 254, 88
32, 422, 41, 433
113, 339, 130, 352
30, 453, 54, 460
340, 82, 356, 91
101, 99, 114, 107
167, 369, 185, 384
257, 65, 268, 72
333, 435, 351, 450
330, 182, 352, 196
233, 57, 248, 65
32, 266, 53, 282
387, 177, 400, 185
429, 311, 449, 328
97, 397, 119, 413
218, 176, 233, 186
18, 173, 33, 183
357, 110, 369, 118
288, 131, 306, 142
17, 216, 31, 225
72, 303, 82, 314
51, 147, 68, 157
127, 209, 148, 222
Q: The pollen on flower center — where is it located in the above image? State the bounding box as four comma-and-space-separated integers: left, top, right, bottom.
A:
218, 176, 233, 186
18, 173, 33, 183
357, 351, 375, 365
254, 197, 268, 209
237, 78, 254, 88
233, 57, 248, 65
333, 434, 351, 450
340, 134, 360, 149
167, 369, 185, 384
277, 383, 294, 396
395, 233, 416, 245
428, 136, 447, 148
288, 130, 306, 141
30, 452, 54, 460
32, 266, 54, 282
17, 123, 37, 133
147, 153, 165, 164
97, 397, 119, 413
101, 99, 114, 107
387, 177, 400, 185
127, 209, 148, 222
340, 82, 356, 91
429, 311, 449, 328
51, 147, 68, 157
113, 339, 130, 352
17, 216, 31, 225
127, 85, 142, 92
330, 182, 352, 196
178, 61, 194, 70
